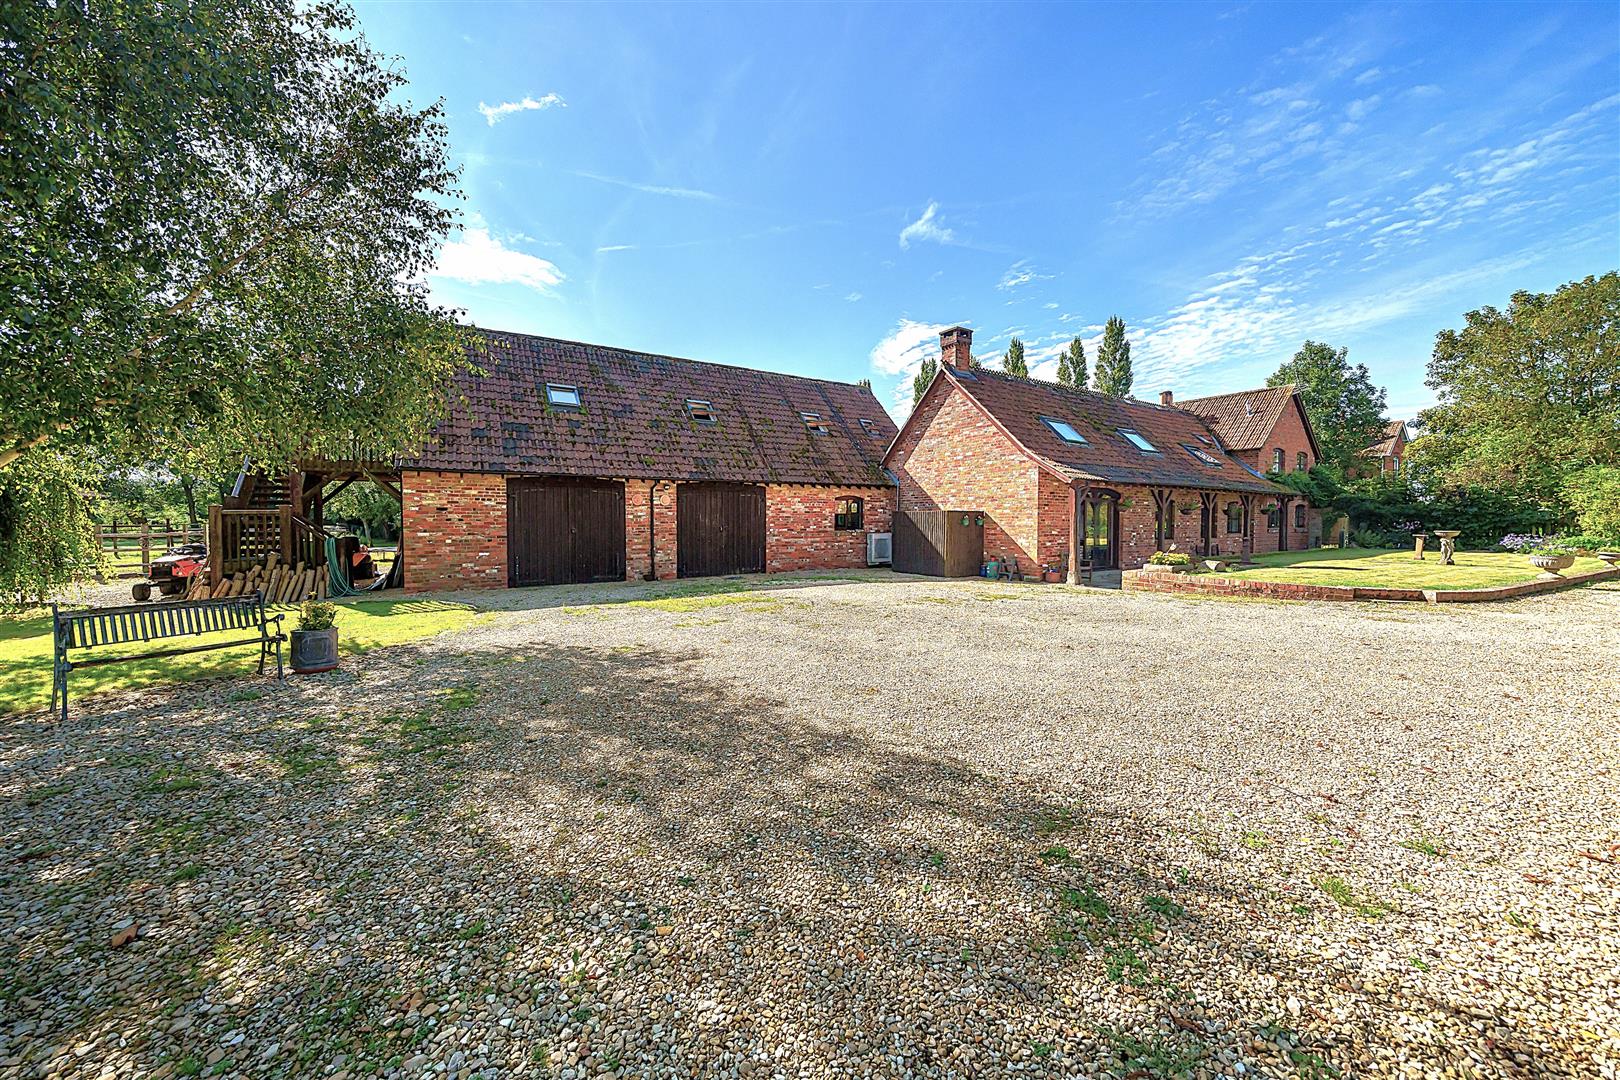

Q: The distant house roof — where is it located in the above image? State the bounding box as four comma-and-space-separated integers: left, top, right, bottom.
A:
1364, 419, 1408, 458
1176, 384, 1322, 461
890, 367, 1284, 496
404, 329, 897, 486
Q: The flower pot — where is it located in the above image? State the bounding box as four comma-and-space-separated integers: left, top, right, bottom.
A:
290, 627, 339, 674
1043, 570, 1064, 583
1526, 553, 1575, 574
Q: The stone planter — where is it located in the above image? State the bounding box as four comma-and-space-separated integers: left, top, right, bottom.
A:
1202, 559, 1231, 573
290, 627, 340, 674
1526, 553, 1575, 574
1599, 550, 1620, 567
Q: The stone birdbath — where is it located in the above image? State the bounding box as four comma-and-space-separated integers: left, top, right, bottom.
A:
1433, 529, 1460, 566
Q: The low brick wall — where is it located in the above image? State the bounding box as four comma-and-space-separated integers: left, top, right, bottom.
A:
1122, 565, 1617, 604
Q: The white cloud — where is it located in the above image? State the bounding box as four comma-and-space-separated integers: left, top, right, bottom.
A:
1353, 67, 1382, 85
574, 171, 718, 201
595, 244, 636, 253
995, 259, 1053, 291
477, 93, 566, 126
898, 202, 955, 249
1345, 95, 1382, 122
431, 226, 564, 293
869, 318, 953, 417
844, 292, 863, 302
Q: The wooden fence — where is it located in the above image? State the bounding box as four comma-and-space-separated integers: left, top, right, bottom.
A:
96, 521, 205, 577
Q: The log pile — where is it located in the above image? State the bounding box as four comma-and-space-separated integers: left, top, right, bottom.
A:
184, 552, 329, 604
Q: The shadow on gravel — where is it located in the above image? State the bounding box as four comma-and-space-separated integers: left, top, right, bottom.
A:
0, 634, 1526, 1077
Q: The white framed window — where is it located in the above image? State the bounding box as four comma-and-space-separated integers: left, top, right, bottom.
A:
800, 411, 830, 435
1040, 417, 1088, 444
1183, 443, 1221, 467
685, 399, 717, 423
1118, 428, 1159, 453
545, 383, 581, 410
858, 418, 880, 438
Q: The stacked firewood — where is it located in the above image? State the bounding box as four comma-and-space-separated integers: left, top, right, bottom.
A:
184, 552, 329, 604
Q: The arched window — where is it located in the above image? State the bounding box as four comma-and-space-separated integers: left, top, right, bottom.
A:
1294, 503, 1306, 529
1225, 503, 1244, 534
834, 497, 864, 531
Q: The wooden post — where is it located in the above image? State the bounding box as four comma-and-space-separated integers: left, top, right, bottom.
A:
140, 522, 151, 576
208, 505, 223, 586
279, 504, 294, 565
1241, 495, 1256, 563
1067, 484, 1085, 585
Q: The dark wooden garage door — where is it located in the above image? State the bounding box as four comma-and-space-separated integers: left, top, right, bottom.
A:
508, 478, 626, 586
677, 483, 765, 578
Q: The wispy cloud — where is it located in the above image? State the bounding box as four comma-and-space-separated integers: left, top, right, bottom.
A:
431, 224, 564, 293
869, 318, 953, 416
477, 93, 566, 126
573, 171, 719, 201
844, 291, 863, 303
898, 202, 955, 249
595, 244, 636, 253
996, 259, 1054, 291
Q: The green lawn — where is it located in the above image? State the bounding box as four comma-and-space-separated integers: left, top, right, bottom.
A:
0, 598, 487, 717
1207, 547, 1609, 589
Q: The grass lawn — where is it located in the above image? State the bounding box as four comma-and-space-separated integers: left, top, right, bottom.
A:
1209, 546, 1610, 589
0, 598, 487, 717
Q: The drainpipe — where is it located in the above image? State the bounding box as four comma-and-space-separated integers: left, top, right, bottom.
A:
646, 481, 665, 581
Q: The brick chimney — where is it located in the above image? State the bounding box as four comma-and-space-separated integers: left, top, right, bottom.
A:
939, 326, 974, 371
1160, 390, 1174, 406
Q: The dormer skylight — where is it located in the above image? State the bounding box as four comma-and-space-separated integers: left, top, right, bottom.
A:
1183, 443, 1221, 467
1040, 417, 1088, 445
858, 418, 880, 438
1118, 428, 1160, 453
546, 383, 581, 410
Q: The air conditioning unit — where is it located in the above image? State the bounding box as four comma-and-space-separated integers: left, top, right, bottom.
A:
867, 531, 893, 566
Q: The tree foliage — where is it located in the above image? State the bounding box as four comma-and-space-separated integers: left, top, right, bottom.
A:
1267, 341, 1388, 472
1414, 272, 1618, 495
1002, 337, 1028, 378
0, 0, 474, 478
1094, 317, 1133, 396
912, 356, 937, 407
1560, 466, 1620, 541
0, 451, 102, 606
1056, 336, 1087, 389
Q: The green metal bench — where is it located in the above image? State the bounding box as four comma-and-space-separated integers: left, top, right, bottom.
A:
51, 593, 285, 722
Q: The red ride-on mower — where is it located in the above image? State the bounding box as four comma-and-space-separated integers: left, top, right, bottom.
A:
132, 542, 209, 602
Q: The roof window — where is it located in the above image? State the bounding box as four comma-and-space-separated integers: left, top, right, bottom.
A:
545, 383, 581, 410
1118, 428, 1160, 453
800, 411, 830, 435
1040, 417, 1088, 445
858, 418, 881, 438
685, 399, 717, 424
1183, 443, 1222, 467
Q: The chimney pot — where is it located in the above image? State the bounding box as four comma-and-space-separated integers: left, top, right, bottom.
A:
1160, 390, 1174, 406
939, 326, 974, 371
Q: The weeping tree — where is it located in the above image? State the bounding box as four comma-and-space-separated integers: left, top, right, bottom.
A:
0, 0, 474, 601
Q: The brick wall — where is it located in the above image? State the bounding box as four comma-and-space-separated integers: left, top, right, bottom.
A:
889, 382, 1044, 568
765, 485, 894, 572
625, 479, 678, 581
402, 470, 507, 592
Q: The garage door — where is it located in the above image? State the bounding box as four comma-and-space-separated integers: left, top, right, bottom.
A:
508, 478, 626, 586
677, 483, 765, 578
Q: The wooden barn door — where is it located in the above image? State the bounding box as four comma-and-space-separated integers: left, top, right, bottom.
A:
507, 478, 626, 586
676, 483, 766, 578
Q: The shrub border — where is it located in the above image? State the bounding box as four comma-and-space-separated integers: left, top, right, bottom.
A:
1121, 565, 1618, 604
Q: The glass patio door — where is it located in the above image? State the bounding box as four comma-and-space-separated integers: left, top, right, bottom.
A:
1083, 494, 1117, 569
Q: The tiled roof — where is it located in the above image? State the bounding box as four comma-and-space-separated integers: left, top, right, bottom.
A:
1364, 419, 1408, 457
1174, 385, 1299, 452
404, 329, 897, 486
931, 368, 1283, 495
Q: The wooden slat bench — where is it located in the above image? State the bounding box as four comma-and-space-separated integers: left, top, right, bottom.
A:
51, 593, 285, 722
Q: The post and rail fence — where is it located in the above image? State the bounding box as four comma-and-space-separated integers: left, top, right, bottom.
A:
95, 520, 206, 578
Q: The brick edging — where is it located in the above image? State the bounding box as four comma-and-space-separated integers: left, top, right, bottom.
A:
1121, 565, 1618, 604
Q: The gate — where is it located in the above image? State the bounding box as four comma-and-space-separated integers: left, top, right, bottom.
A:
892, 510, 983, 577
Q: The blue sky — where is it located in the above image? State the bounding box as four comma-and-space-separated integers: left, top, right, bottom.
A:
357, 1, 1619, 423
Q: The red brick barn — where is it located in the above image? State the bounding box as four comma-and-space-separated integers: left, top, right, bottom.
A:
400, 330, 896, 591
884, 327, 1294, 579
1172, 385, 1321, 552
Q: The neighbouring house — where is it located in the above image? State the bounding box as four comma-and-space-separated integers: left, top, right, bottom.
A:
210, 329, 898, 592
884, 327, 1301, 579
1360, 419, 1409, 475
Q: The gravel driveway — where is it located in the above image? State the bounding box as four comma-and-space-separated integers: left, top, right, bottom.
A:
3, 573, 1617, 1079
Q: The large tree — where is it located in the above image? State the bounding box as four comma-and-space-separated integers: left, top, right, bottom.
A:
1002, 337, 1028, 378
1094, 316, 1133, 396
1056, 336, 1087, 389
912, 356, 937, 407
1, 0, 473, 598
1268, 341, 1388, 472
1414, 272, 1618, 497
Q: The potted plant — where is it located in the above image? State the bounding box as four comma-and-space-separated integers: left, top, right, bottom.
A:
290, 600, 340, 674
1524, 545, 1576, 574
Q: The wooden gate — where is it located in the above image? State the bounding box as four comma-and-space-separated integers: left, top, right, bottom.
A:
676, 483, 765, 578
892, 510, 983, 577
507, 478, 626, 586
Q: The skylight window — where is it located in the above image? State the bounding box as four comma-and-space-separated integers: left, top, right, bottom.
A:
1040, 417, 1088, 444
1118, 428, 1159, 453
800, 411, 830, 435
545, 383, 581, 410
858, 418, 880, 438
685, 399, 717, 424
1183, 443, 1222, 467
